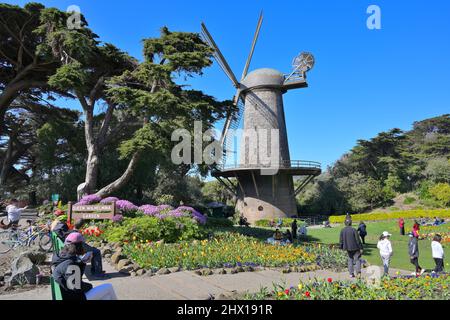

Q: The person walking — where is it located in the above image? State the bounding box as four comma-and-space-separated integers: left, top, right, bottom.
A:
0, 199, 28, 229
377, 231, 393, 277
357, 221, 367, 244
431, 234, 445, 273
398, 218, 405, 235
412, 221, 420, 238
291, 219, 298, 240
408, 232, 424, 276
339, 219, 364, 278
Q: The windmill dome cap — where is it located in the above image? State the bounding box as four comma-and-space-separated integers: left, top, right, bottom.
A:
242, 68, 285, 88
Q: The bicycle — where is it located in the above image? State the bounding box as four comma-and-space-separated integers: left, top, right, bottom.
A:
0, 220, 53, 254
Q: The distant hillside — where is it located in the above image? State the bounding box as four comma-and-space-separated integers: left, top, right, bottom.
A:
297, 114, 450, 215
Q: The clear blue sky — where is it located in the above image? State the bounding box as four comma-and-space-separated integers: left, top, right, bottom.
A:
7, 0, 450, 169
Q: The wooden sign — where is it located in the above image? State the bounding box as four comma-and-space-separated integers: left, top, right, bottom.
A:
68, 201, 116, 221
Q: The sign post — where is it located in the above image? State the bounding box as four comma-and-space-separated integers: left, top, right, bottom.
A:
68, 201, 116, 222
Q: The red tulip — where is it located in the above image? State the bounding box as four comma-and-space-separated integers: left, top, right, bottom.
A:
327, 278, 333, 283
284, 289, 290, 295
305, 291, 311, 298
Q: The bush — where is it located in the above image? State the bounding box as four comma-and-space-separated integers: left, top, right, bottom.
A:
255, 218, 302, 228
403, 197, 416, 205
429, 183, 450, 207
205, 217, 234, 228
103, 216, 207, 243
329, 209, 450, 223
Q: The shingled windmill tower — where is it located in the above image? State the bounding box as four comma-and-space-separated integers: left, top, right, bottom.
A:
201, 13, 321, 224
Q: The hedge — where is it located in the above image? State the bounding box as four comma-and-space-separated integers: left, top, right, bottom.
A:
255, 218, 304, 228
329, 209, 450, 224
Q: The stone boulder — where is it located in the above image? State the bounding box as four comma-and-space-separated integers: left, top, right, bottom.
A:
111, 252, 125, 265
7, 253, 40, 286
116, 259, 131, 270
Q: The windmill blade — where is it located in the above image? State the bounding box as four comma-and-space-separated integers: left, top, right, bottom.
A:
201, 22, 240, 88
241, 11, 263, 81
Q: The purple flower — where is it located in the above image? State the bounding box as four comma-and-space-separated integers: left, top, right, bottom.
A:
115, 200, 138, 212
76, 194, 101, 205
139, 205, 160, 216
100, 197, 119, 204
175, 206, 207, 224
112, 214, 124, 223
157, 204, 173, 211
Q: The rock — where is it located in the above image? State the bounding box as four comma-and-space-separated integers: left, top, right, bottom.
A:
132, 263, 141, 272
0, 275, 4, 282
0, 281, 4, 287
130, 271, 137, 277
7, 254, 40, 286
243, 266, 254, 272
136, 269, 146, 276
104, 253, 112, 259
235, 266, 244, 273
168, 267, 180, 273
118, 265, 133, 274
281, 268, 291, 274
156, 268, 171, 275
289, 266, 298, 273
230, 268, 238, 274
116, 259, 131, 270
194, 270, 202, 276
101, 248, 113, 257
36, 274, 51, 285
111, 252, 125, 265
144, 271, 155, 277
216, 269, 227, 275
200, 269, 213, 276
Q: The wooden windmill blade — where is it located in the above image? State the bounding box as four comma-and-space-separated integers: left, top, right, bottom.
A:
200, 22, 240, 88
241, 11, 263, 81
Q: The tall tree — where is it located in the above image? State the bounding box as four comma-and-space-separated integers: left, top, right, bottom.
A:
95, 27, 231, 197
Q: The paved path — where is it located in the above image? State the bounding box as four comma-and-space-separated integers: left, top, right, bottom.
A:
0, 261, 411, 300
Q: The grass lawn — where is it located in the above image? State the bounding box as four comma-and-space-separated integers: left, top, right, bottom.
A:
304, 220, 449, 271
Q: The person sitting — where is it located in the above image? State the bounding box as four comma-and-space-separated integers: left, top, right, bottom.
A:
239, 215, 250, 227
0, 199, 27, 229
284, 229, 293, 244
63, 219, 106, 278
52, 232, 117, 300
299, 225, 308, 237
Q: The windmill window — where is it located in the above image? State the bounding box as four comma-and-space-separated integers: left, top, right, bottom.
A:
258, 206, 264, 211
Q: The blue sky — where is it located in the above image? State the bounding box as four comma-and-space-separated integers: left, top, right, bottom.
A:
7, 0, 450, 169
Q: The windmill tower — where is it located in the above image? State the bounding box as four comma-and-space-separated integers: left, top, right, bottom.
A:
201, 13, 321, 224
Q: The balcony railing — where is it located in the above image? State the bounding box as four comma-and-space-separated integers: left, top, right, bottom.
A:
218, 160, 321, 171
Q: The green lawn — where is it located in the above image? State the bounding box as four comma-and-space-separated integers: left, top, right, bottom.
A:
304, 220, 449, 271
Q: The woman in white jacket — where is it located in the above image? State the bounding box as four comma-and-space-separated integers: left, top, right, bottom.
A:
377, 231, 393, 277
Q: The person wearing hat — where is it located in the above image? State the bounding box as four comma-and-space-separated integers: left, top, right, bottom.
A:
52, 232, 117, 300
377, 231, 393, 276
408, 232, 424, 276
339, 218, 364, 278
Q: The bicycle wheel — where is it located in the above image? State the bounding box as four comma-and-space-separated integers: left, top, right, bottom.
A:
0, 230, 15, 254
39, 233, 53, 252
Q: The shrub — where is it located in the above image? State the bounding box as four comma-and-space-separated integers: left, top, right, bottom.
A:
255, 218, 303, 228
329, 209, 450, 223
403, 197, 416, 205
205, 217, 234, 228
429, 183, 450, 207
103, 216, 206, 243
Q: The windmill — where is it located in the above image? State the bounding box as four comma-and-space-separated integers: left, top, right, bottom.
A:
201, 12, 321, 224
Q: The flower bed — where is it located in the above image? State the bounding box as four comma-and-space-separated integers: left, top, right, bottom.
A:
122, 233, 346, 271
418, 225, 450, 243
246, 274, 450, 300
329, 209, 450, 224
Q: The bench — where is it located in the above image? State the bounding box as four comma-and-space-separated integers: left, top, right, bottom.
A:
50, 232, 64, 300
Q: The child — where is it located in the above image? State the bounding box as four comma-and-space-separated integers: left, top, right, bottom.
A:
408, 232, 424, 276
377, 231, 393, 276
398, 218, 405, 235
431, 234, 445, 273
0, 199, 28, 229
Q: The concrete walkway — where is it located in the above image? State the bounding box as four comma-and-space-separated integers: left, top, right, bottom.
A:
0, 261, 411, 300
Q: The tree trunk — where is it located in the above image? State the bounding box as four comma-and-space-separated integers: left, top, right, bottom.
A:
95, 152, 141, 198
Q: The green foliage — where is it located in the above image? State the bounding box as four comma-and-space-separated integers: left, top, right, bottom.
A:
329, 209, 450, 223
403, 196, 416, 205
428, 183, 450, 207
205, 217, 234, 228
103, 216, 206, 244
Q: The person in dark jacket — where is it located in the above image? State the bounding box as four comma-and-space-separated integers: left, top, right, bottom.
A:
357, 221, 367, 244
52, 232, 117, 300
52, 232, 93, 300
339, 219, 363, 278
64, 219, 105, 277
291, 219, 298, 240
408, 232, 424, 276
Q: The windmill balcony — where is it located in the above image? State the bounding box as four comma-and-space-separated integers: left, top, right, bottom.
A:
213, 160, 322, 178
